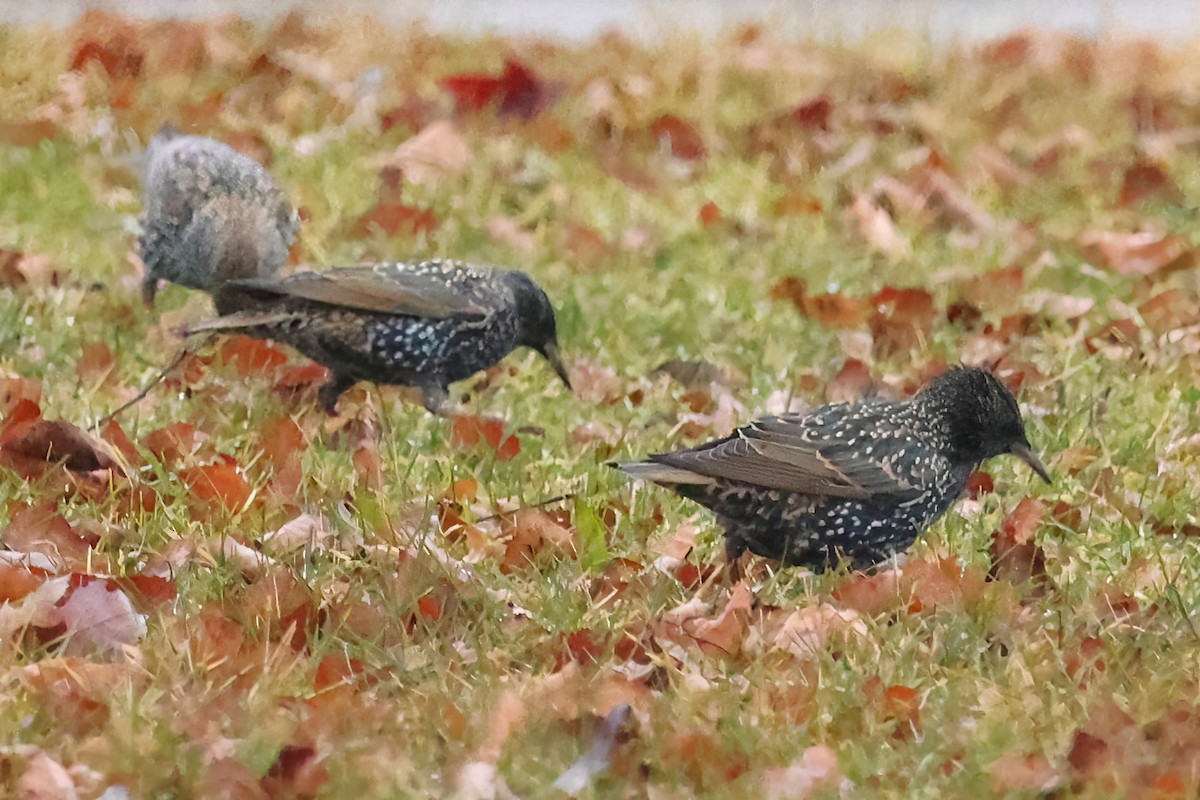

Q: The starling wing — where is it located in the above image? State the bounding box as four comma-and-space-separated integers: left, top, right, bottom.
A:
640, 408, 941, 499
218, 264, 490, 319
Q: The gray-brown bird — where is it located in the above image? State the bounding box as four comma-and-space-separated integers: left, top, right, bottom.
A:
188, 259, 571, 414
139, 124, 298, 305
617, 366, 1050, 571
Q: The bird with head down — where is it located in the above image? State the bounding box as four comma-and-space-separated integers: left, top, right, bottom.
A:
188, 259, 571, 414
616, 366, 1051, 571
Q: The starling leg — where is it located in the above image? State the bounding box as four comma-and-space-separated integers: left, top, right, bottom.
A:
419, 384, 451, 416
142, 276, 159, 307
317, 373, 357, 415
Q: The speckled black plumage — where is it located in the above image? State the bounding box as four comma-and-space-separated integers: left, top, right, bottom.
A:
617, 367, 1050, 571
139, 125, 298, 305
193, 259, 571, 413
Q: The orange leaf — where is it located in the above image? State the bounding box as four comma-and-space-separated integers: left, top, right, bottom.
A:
182, 460, 251, 511
219, 335, 290, 377
260, 414, 305, 473
649, 114, 706, 160
698, 202, 722, 227
141, 422, 206, 464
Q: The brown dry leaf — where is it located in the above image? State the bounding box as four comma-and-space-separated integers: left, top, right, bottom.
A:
772, 603, 866, 658
486, 216, 536, 254
17, 751, 78, 800
261, 512, 331, 556
0, 418, 118, 475
52, 577, 147, 656
377, 119, 471, 185
0, 577, 69, 642
1078, 229, 1194, 276
500, 508, 578, 570
990, 498, 1047, 584
986, 752, 1060, 794
648, 114, 707, 161
1119, 159, 1183, 207
684, 583, 754, 656
849, 194, 910, 259
762, 745, 845, 800
2, 504, 98, 572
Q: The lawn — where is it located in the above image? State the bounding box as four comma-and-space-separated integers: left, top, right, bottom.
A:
2, 12, 1200, 798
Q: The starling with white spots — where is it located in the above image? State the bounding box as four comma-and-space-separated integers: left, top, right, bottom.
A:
616, 366, 1050, 571
189, 259, 571, 414
139, 124, 298, 305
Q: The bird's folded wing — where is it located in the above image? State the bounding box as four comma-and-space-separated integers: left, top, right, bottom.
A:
222, 266, 489, 318
651, 414, 936, 499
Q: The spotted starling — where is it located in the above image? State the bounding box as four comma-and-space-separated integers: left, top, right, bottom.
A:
617, 366, 1050, 571
139, 124, 298, 305
188, 259, 571, 414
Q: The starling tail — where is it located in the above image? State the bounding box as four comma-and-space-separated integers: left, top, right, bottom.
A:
139, 124, 298, 305
189, 259, 571, 414
615, 366, 1050, 571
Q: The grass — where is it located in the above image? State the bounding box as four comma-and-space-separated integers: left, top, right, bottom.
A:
2, 12, 1200, 798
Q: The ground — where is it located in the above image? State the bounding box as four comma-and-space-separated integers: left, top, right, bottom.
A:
1, 12, 1200, 799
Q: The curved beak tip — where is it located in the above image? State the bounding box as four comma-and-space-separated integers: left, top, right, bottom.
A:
1012, 443, 1052, 485
542, 344, 572, 392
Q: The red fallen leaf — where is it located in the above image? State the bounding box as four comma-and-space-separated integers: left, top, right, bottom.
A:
664, 730, 749, 789
982, 32, 1032, 68
1067, 730, 1107, 776
219, 335, 291, 377
260, 744, 330, 799
0, 418, 116, 473
70, 23, 144, 79
1119, 159, 1183, 208
1064, 636, 1106, 685
2, 503, 98, 571
417, 594, 442, 622
991, 498, 1046, 585
698, 202, 723, 227
557, 628, 607, 669
441, 58, 556, 119
314, 654, 367, 691
113, 574, 176, 606
771, 277, 870, 330
0, 397, 43, 446
181, 460, 252, 511
1078, 229, 1194, 276
965, 470, 995, 499
0, 375, 41, 417
165, 350, 211, 390
0, 562, 47, 602
355, 202, 439, 238
649, 114, 707, 161
450, 415, 521, 461
787, 97, 833, 131
870, 286, 936, 357
99, 419, 141, 466
141, 422, 207, 464
275, 363, 331, 391
825, 359, 879, 404
260, 414, 306, 473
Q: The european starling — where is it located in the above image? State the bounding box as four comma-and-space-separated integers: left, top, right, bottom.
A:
616, 366, 1051, 571
139, 124, 298, 305
189, 259, 572, 413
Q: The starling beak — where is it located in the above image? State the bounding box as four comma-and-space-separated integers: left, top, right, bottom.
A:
1011, 442, 1052, 484
615, 366, 1050, 571
541, 342, 573, 390
138, 124, 297, 305
194, 259, 569, 414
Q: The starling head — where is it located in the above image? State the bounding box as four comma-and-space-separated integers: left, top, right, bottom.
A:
503, 270, 571, 390
918, 366, 1050, 482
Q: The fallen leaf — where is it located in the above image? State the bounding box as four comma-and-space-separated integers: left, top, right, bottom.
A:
182, 459, 252, 511
849, 194, 910, 259
1079, 229, 1194, 276
51, 577, 147, 656
1119, 159, 1183, 207
441, 58, 557, 119
1, 418, 117, 474
649, 114, 706, 160
762, 745, 844, 800
990, 498, 1047, 584
553, 704, 631, 795
986, 752, 1060, 794
378, 119, 471, 185
17, 751, 78, 800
